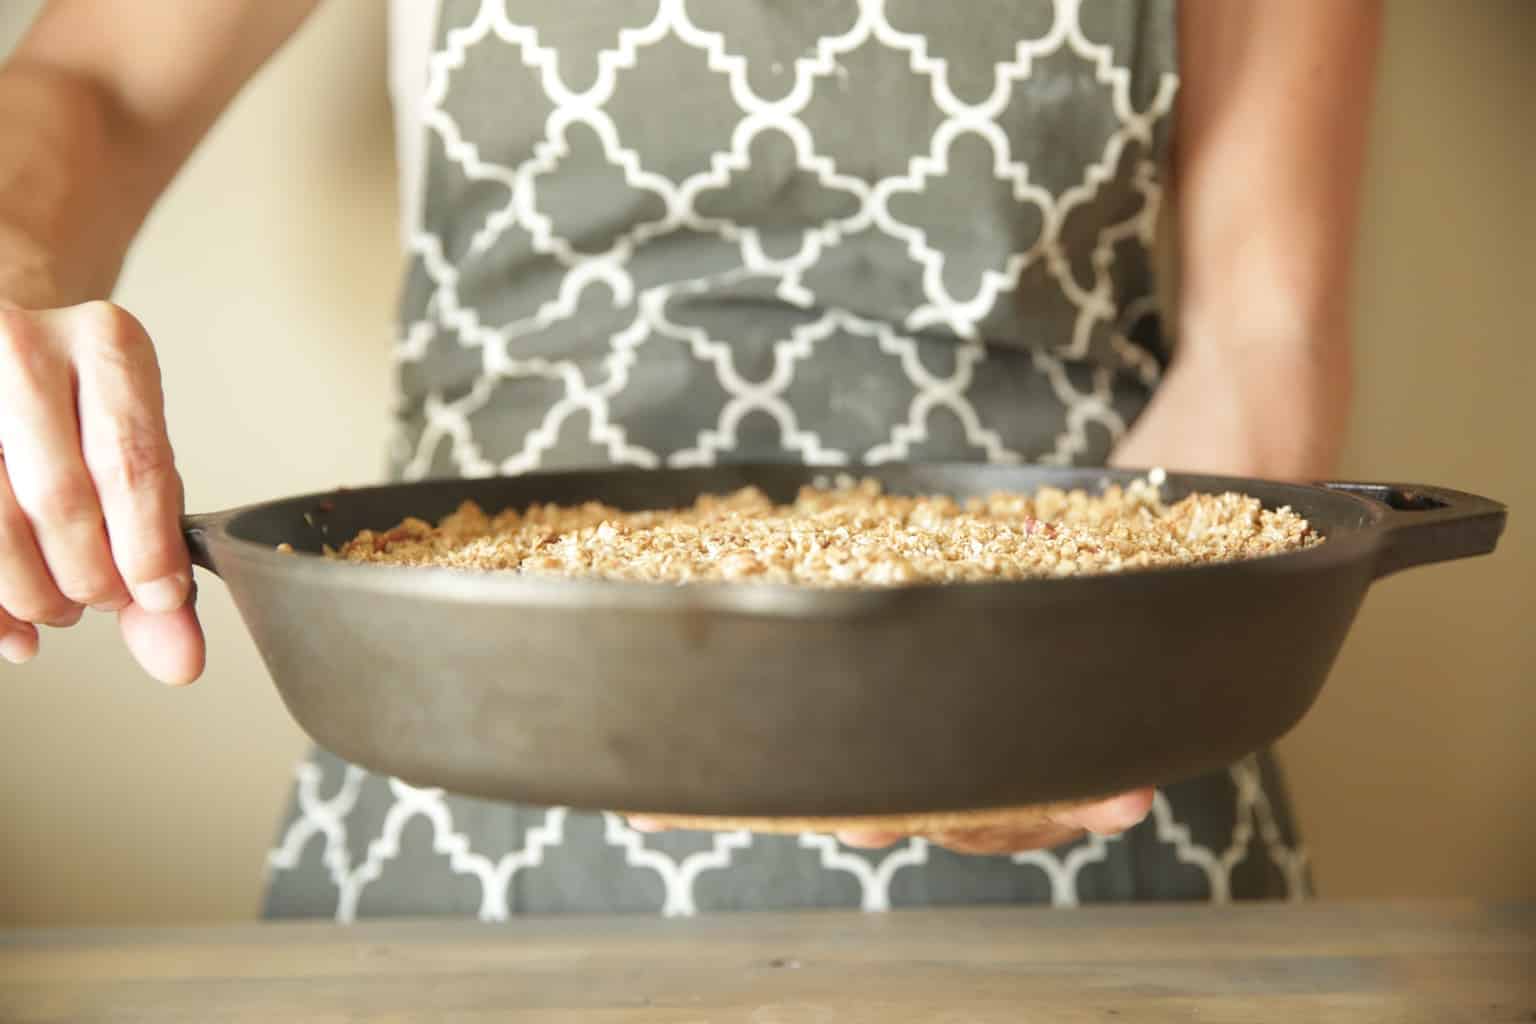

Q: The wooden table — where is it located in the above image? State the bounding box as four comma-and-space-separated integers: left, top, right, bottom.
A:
2, 903, 1532, 1022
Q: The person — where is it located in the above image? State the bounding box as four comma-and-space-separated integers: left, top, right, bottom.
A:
0, 0, 1380, 917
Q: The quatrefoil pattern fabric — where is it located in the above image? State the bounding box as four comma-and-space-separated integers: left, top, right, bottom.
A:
263, 0, 1311, 918
386, 0, 1178, 478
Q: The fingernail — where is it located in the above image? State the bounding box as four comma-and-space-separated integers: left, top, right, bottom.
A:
133, 573, 190, 614
92, 596, 131, 613
0, 632, 36, 664
44, 606, 85, 628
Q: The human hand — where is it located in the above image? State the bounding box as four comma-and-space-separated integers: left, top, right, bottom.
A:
827, 789, 1155, 854
627, 789, 1155, 855
0, 300, 204, 683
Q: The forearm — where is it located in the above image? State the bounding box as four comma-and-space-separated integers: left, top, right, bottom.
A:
1117, 0, 1382, 480
1173, 0, 1381, 354
0, 61, 152, 306
0, 0, 320, 307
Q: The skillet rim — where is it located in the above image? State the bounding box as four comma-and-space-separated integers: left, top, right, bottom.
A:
186, 464, 1388, 615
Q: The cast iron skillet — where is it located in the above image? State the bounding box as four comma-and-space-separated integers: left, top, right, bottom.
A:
182, 464, 1505, 818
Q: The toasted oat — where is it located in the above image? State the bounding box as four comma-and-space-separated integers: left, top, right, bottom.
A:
326, 474, 1320, 586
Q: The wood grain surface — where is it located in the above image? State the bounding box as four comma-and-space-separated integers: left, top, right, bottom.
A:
1, 902, 1532, 1022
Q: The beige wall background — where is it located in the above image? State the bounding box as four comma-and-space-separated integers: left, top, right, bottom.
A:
1, 1, 1531, 926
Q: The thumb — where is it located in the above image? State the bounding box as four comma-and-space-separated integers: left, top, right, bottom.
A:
119, 590, 205, 686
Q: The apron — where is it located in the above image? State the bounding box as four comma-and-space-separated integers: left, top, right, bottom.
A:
264, 0, 1310, 919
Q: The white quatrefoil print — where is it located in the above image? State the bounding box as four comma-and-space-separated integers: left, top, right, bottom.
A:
387, 0, 1181, 480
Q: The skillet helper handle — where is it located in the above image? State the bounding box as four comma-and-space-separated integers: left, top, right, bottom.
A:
181, 513, 222, 576
1320, 482, 1507, 579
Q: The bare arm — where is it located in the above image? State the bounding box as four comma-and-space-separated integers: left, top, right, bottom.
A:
0, 0, 319, 304
1113, 0, 1383, 479
0, 0, 317, 680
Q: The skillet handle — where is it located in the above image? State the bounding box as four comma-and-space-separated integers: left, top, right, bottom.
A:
182, 513, 223, 576
1319, 482, 1507, 579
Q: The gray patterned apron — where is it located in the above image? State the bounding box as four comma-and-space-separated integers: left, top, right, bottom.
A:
264, 0, 1310, 920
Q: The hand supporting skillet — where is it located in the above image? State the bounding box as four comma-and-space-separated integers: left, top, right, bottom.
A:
628, 790, 1156, 855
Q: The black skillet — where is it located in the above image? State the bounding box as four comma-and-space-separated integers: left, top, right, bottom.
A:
182, 464, 1505, 818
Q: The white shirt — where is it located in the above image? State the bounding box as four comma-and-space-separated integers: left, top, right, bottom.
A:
387, 0, 438, 241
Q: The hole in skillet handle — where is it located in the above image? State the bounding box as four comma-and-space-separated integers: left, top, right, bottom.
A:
1326, 483, 1449, 513
1320, 481, 1507, 579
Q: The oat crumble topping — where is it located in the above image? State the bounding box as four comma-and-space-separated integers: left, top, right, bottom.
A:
323, 474, 1320, 586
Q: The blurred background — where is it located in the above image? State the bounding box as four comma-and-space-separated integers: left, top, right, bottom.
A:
0, 1, 1531, 925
